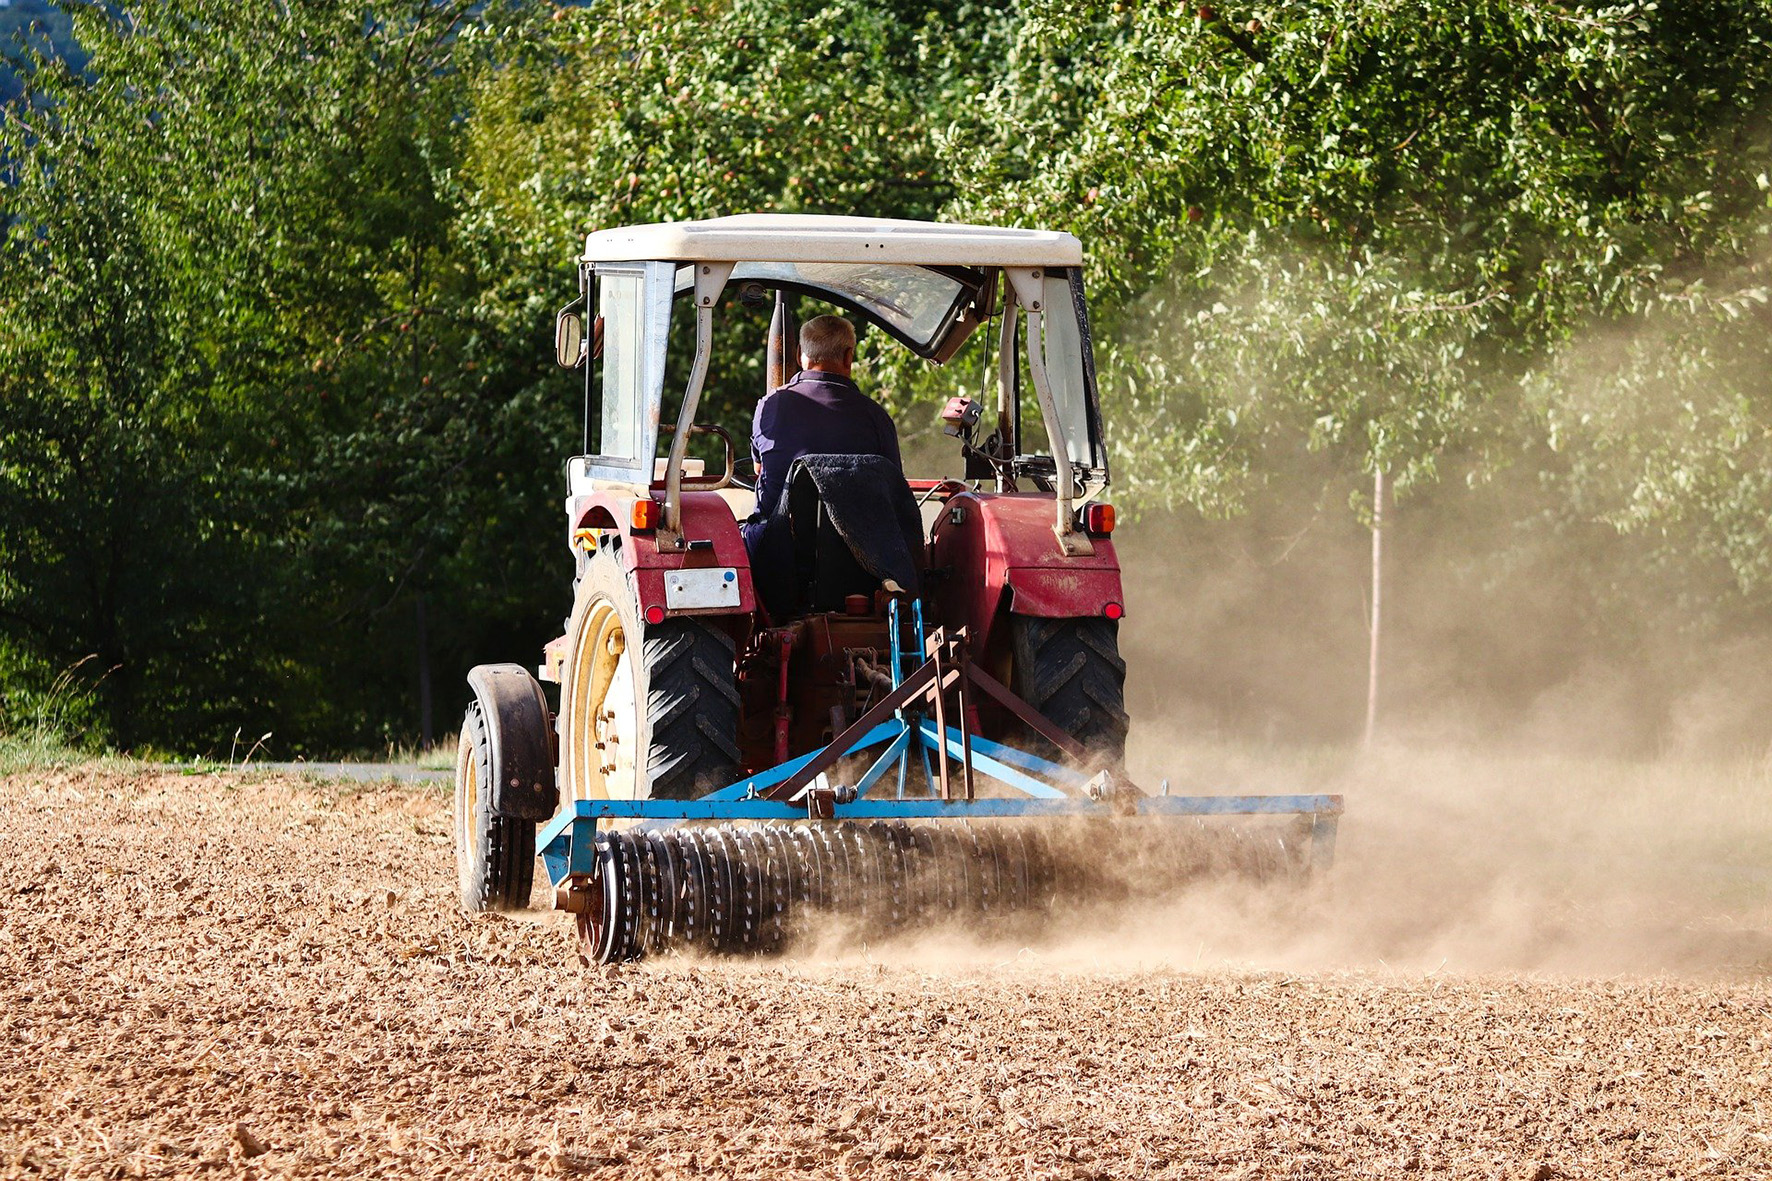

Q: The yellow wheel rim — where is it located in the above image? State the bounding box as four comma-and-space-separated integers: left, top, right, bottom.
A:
453, 720, 478, 894
562, 596, 643, 801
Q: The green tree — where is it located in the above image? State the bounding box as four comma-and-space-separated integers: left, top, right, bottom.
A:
941, 1, 1772, 546
10, 0, 1772, 755
0, 0, 571, 750
460, 0, 1021, 433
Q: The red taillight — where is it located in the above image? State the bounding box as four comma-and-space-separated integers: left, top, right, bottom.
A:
631, 498, 660, 531
644, 604, 666, 626
1104, 602, 1125, 621
1083, 502, 1115, 535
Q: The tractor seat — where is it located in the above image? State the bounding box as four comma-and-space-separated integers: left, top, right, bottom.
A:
782, 455, 923, 615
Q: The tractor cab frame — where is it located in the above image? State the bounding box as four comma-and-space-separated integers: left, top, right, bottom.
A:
535, 215, 1132, 809
557, 214, 1110, 557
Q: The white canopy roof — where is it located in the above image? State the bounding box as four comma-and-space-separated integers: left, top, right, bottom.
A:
582, 214, 1083, 267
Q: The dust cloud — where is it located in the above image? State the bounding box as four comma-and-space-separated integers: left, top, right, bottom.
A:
1124, 742, 1772, 976
785, 747, 1772, 978
1003, 487, 1772, 979
794, 484, 1772, 979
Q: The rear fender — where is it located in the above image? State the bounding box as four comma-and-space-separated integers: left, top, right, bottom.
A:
927, 492, 1122, 657
1003, 566, 1125, 616
568, 489, 757, 625
465, 663, 558, 822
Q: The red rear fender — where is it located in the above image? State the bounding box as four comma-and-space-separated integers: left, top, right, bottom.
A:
927, 492, 1122, 656
567, 490, 756, 624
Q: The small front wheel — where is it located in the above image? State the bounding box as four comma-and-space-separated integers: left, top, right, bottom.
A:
454, 702, 536, 911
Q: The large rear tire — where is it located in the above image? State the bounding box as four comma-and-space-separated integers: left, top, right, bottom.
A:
559, 549, 742, 801
454, 701, 536, 911
1010, 615, 1129, 766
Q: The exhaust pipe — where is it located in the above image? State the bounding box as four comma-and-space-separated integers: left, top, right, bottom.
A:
766, 290, 795, 393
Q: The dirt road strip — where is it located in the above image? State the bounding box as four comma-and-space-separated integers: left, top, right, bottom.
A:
2, 767, 1769, 1179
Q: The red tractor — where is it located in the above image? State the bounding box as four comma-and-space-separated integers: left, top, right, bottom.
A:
452, 215, 1338, 957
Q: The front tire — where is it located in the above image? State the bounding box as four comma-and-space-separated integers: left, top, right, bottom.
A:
1010, 615, 1129, 766
454, 701, 536, 911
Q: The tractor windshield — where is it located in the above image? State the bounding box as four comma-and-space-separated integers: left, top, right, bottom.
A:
674, 262, 975, 356
660, 259, 1106, 478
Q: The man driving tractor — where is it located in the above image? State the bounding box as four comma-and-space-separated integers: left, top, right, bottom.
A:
451, 215, 1327, 961
740, 313, 916, 618
743, 313, 902, 538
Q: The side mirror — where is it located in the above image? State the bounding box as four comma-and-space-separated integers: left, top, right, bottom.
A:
554, 309, 585, 369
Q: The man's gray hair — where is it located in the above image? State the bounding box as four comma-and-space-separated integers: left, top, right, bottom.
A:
799, 314, 856, 367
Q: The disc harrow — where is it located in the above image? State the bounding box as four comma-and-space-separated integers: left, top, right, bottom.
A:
565, 818, 1307, 963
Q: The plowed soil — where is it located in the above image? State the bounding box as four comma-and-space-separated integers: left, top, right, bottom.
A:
4, 766, 1770, 1179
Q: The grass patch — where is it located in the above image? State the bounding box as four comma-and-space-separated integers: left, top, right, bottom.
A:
0, 654, 125, 774
384, 741, 456, 772
0, 729, 152, 776
0, 729, 88, 775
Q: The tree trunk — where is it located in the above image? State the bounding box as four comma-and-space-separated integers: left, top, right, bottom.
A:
1364, 468, 1385, 747
416, 594, 433, 750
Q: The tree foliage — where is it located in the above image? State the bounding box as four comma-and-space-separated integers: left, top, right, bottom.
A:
5, 0, 1772, 751
940, 2, 1772, 522
1, 0, 568, 750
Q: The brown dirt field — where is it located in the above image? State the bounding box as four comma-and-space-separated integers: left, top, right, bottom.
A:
3, 765, 1770, 1180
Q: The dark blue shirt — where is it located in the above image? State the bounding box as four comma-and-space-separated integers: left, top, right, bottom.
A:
749, 369, 902, 521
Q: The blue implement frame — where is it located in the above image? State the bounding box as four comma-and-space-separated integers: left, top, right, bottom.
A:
539, 604, 1342, 890
537, 710, 1343, 888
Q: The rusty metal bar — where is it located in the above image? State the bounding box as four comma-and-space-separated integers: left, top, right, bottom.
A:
953, 639, 976, 801
767, 290, 795, 392
927, 634, 951, 800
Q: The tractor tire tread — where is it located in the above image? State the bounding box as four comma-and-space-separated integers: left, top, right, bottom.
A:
456, 702, 536, 912
645, 619, 743, 800
481, 816, 536, 910
1011, 615, 1129, 764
